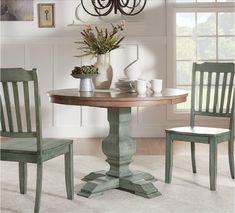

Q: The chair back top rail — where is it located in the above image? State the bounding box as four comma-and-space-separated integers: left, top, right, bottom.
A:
1, 68, 35, 82
0, 68, 42, 152
194, 62, 234, 73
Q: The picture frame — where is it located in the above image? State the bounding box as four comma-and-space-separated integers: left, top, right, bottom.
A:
1, 0, 34, 21
38, 3, 55, 28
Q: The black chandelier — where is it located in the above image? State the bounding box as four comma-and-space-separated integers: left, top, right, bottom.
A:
80, 0, 147, 16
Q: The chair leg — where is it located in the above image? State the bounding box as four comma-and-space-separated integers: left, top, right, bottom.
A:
209, 138, 217, 191
228, 138, 235, 179
191, 142, 197, 173
34, 163, 43, 213
165, 133, 173, 183
65, 144, 74, 200
19, 162, 27, 194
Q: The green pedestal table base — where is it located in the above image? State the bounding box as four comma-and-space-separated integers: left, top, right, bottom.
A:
78, 108, 161, 199
78, 170, 161, 198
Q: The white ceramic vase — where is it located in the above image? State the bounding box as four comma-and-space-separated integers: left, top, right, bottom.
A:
93, 54, 113, 89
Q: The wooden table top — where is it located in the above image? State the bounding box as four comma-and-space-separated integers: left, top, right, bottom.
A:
48, 88, 188, 108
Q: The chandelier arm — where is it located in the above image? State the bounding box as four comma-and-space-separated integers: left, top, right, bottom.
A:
97, 3, 115, 16
91, 0, 114, 16
118, 0, 146, 15
92, 1, 104, 15
119, 0, 130, 7
81, 0, 112, 16
93, 0, 112, 9
120, 0, 141, 9
118, 0, 136, 15
81, 0, 146, 16
81, 0, 108, 17
80, 0, 98, 16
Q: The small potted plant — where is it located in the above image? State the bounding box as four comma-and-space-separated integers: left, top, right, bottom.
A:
71, 65, 99, 92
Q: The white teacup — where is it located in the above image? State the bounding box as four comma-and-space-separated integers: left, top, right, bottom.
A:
132, 80, 150, 95
150, 79, 162, 93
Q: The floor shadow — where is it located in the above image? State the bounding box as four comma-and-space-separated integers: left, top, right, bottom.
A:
1, 186, 68, 200
0, 207, 21, 213
172, 176, 210, 190
75, 183, 86, 192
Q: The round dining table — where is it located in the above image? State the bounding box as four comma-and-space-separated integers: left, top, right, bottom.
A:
48, 88, 188, 199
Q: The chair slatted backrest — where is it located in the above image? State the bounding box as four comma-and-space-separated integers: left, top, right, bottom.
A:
191, 62, 234, 133
0, 68, 42, 152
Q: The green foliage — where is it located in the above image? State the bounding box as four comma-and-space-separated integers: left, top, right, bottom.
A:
75, 22, 125, 57
71, 65, 98, 75
176, 11, 235, 67
197, 14, 216, 35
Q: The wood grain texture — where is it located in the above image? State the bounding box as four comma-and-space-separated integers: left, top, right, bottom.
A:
48, 88, 188, 108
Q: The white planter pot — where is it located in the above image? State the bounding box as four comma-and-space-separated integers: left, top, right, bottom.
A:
80, 78, 93, 92
93, 54, 113, 89
71, 74, 98, 92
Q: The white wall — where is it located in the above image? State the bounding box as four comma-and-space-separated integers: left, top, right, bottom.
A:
1, 0, 193, 138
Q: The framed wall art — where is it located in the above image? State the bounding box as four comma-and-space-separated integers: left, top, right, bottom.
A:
38, 3, 55, 28
1, 0, 33, 21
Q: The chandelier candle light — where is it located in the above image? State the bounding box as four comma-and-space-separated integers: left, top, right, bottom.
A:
80, 0, 147, 16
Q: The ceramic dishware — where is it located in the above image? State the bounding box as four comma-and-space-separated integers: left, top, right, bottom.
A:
150, 79, 162, 93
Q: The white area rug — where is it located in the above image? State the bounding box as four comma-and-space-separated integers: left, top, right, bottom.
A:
1, 155, 235, 213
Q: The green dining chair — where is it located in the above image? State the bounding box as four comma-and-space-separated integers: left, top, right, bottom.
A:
0, 68, 74, 212
165, 62, 234, 190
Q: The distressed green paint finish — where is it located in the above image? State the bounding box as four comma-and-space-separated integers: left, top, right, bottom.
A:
165, 62, 235, 191
103, 108, 136, 178
23, 81, 32, 132
19, 162, 27, 194
2, 82, 14, 132
65, 144, 74, 200
79, 171, 161, 198
78, 172, 119, 198
0, 68, 74, 213
34, 163, 43, 213
12, 82, 22, 132
78, 107, 161, 198
209, 137, 218, 191
0, 97, 6, 132
119, 171, 161, 198
228, 138, 235, 179
190, 142, 196, 173
165, 132, 173, 184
